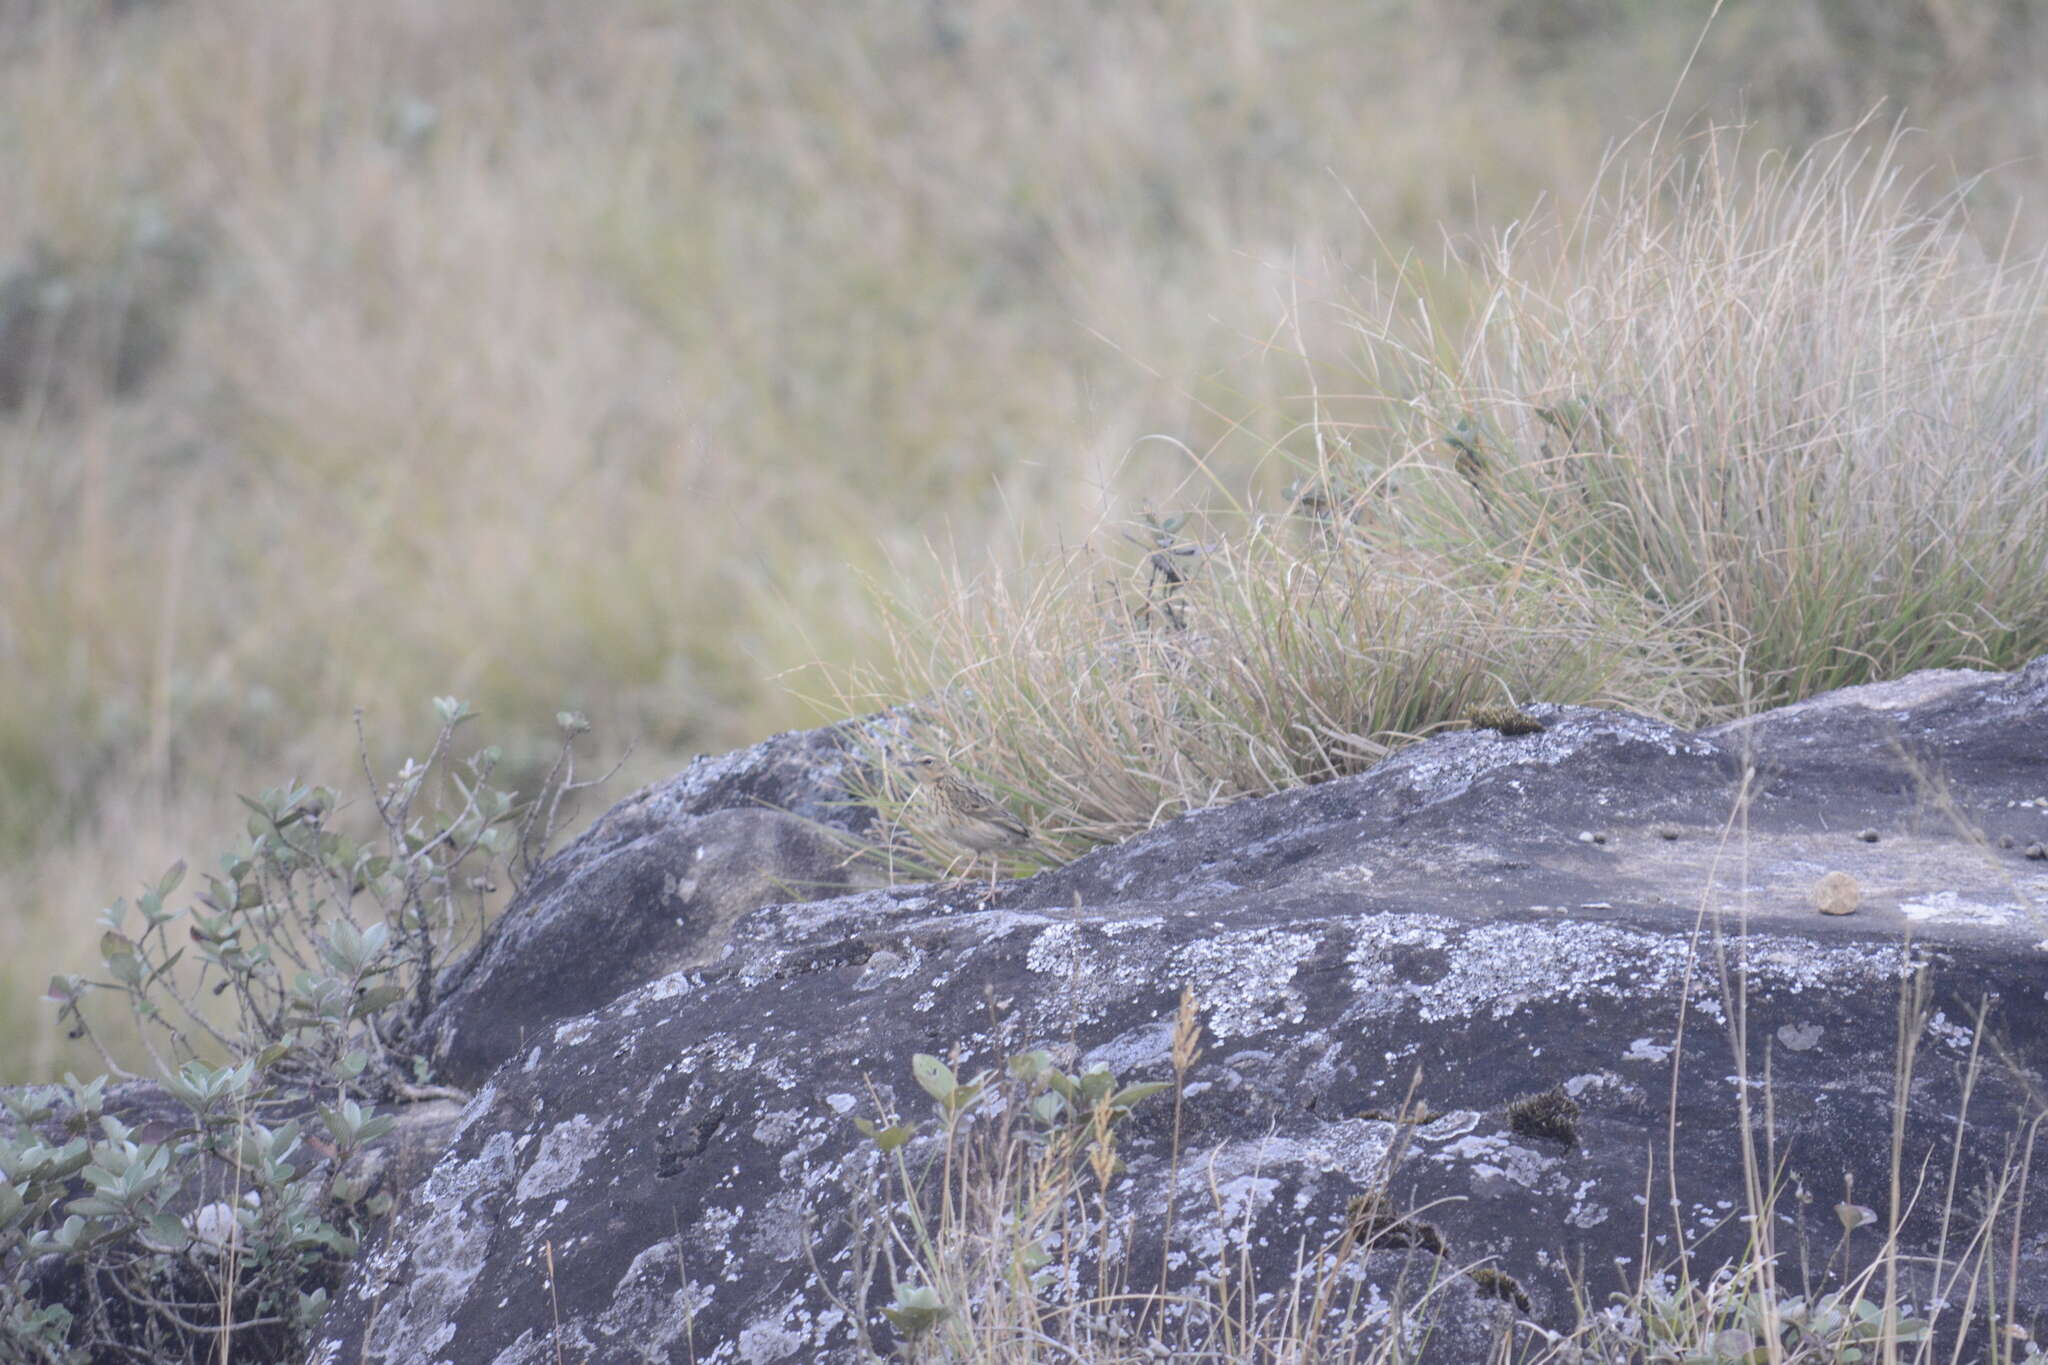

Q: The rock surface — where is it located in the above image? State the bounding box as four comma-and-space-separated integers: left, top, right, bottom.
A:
317, 661, 2048, 1363
422, 719, 889, 1085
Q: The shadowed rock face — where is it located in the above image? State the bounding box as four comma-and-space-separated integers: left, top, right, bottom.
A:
421, 719, 890, 1085
318, 660, 2048, 1364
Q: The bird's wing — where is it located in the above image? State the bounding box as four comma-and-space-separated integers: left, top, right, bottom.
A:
958, 783, 1031, 839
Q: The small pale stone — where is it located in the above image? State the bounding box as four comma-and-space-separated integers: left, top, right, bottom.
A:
1652, 824, 1681, 841
1577, 831, 1596, 844
1812, 871, 1861, 917
2029, 844, 2047, 861
1856, 829, 1880, 843
1776, 1022, 1824, 1051
1999, 834, 2016, 849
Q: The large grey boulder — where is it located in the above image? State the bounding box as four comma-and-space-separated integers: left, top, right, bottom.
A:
317, 660, 2048, 1363
421, 720, 890, 1085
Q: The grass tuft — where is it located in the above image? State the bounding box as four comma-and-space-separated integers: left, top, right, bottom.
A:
1332, 120, 2048, 713
843, 525, 1713, 869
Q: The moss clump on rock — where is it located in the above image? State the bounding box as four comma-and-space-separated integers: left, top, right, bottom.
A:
1469, 1266, 1532, 1312
1506, 1086, 1581, 1146
1468, 704, 1546, 736
1343, 1191, 1448, 1257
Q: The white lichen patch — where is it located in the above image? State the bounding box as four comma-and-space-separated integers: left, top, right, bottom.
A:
447, 1080, 501, 1146
691, 1205, 744, 1277
1024, 921, 1166, 1026
514, 1114, 608, 1204
551, 1015, 601, 1049
1566, 1179, 1611, 1229
1171, 929, 1322, 1038
1297, 1118, 1402, 1178
1205, 1172, 1281, 1242
1924, 1010, 1974, 1052
594, 1240, 713, 1354
355, 1131, 523, 1360
1173, 1126, 1398, 1219
1776, 1023, 1824, 1052
1563, 1071, 1628, 1100
736, 1317, 806, 1363
970, 908, 1063, 941
744, 1191, 810, 1263
1416, 1110, 1482, 1142
1384, 710, 1714, 810
777, 1122, 831, 1182
1348, 915, 1900, 1024
706, 1035, 759, 1072
1324, 861, 1377, 888
750, 1109, 805, 1147
1025, 922, 1081, 976
1420, 922, 1693, 1020
754, 1051, 802, 1091
1428, 1133, 1559, 1191
645, 971, 694, 1003
1080, 1019, 1176, 1075
428, 1129, 520, 1207
1896, 891, 2017, 927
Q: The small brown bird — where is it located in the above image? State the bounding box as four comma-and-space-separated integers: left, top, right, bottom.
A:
905, 753, 1034, 893
1443, 415, 1490, 503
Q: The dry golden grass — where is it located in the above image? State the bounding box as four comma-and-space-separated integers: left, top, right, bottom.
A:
844, 529, 1717, 875
1330, 121, 2048, 712
842, 119, 2048, 872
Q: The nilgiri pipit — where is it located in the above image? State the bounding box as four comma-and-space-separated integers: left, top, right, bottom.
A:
904, 753, 1034, 893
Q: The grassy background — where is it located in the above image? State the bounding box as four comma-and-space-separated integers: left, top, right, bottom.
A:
4, 0, 2047, 1081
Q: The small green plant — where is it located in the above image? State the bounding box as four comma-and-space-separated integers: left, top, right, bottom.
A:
1121, 510, 1211, 632
48, 700, 600, 1096
843, 1036, 1172, 1360
1, 700, 606, 1363
838, 1002, 1495, 1363
1595, 1269, 1930, 1364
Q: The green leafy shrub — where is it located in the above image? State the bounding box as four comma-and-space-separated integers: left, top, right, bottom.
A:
0, 1069, 382, 1364
1593, 1269, 1930, 1364
0, 701, 603, 1363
